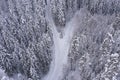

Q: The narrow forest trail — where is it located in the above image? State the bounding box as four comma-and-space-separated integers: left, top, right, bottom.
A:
43, 20, 76, 80
42, 0, 77, 80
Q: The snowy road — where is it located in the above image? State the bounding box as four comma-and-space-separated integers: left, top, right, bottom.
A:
43, 22, 75, 80
42, 0, 79, 80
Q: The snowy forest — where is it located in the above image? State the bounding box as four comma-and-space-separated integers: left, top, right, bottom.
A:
0, 0, 120, 80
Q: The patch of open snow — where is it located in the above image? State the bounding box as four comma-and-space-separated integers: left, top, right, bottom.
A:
0, 68, 27, 80
0, 68, 6, 80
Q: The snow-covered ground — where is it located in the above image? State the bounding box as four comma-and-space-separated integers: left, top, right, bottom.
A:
0, 68, 28, 80
43, 21, 76, 80
42, 1, 81, 80
0, 68, 5, 80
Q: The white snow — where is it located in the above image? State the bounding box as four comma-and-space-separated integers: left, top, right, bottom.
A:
43, 21, 76, 80
0, 68, 5, 80
42, 0, 81, 80
0, 68, 27, 80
